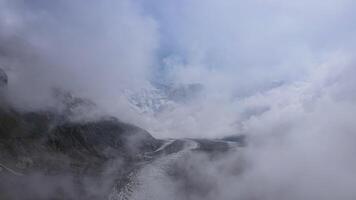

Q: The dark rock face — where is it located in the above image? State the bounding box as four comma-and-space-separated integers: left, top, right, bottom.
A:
0, 104, 161, 199
48, 119, 160, 161
0, 68, 7, 88
222, 135, 246, 146
0, 107, 160, 163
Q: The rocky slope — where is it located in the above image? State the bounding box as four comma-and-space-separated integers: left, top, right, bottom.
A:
0, 104, 162, 199
0, 69, 244, 200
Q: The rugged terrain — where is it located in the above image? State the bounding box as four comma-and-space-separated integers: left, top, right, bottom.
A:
0, 69, 244, 200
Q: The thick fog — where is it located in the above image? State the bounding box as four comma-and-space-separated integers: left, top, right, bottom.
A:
1, 0, 356, 199
0, 0, 158, 120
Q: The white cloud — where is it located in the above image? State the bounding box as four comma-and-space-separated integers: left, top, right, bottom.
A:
0, 0, 158, 115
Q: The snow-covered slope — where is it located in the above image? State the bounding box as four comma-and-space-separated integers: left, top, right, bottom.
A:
123, 83, 204, 115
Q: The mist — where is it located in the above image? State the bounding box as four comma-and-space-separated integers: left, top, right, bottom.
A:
0, 0, 158, 120
1, 0, 356, 199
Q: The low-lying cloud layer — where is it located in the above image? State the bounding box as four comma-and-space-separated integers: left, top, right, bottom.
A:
1, 0, 356, 199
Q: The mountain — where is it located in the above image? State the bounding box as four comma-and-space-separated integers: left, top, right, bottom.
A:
0, 73, 162, 199
0, 68, 7, 88
0, 103, 243, 199
0, 106, 243, 199
0, 70, 243, 199
0, 102, 162, 199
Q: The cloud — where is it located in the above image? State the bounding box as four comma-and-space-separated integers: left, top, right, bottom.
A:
130, 0, 356, 138
2, 0, 356, 199
2, 0, 356, 139
220, 54, 356, 200
0, 0, 158, 115
130, 54, 356, 199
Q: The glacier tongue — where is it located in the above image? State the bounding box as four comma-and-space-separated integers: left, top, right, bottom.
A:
109, 139, 200, 200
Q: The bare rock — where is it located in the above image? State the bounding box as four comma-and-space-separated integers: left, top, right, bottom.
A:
0, 68, 7, 88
